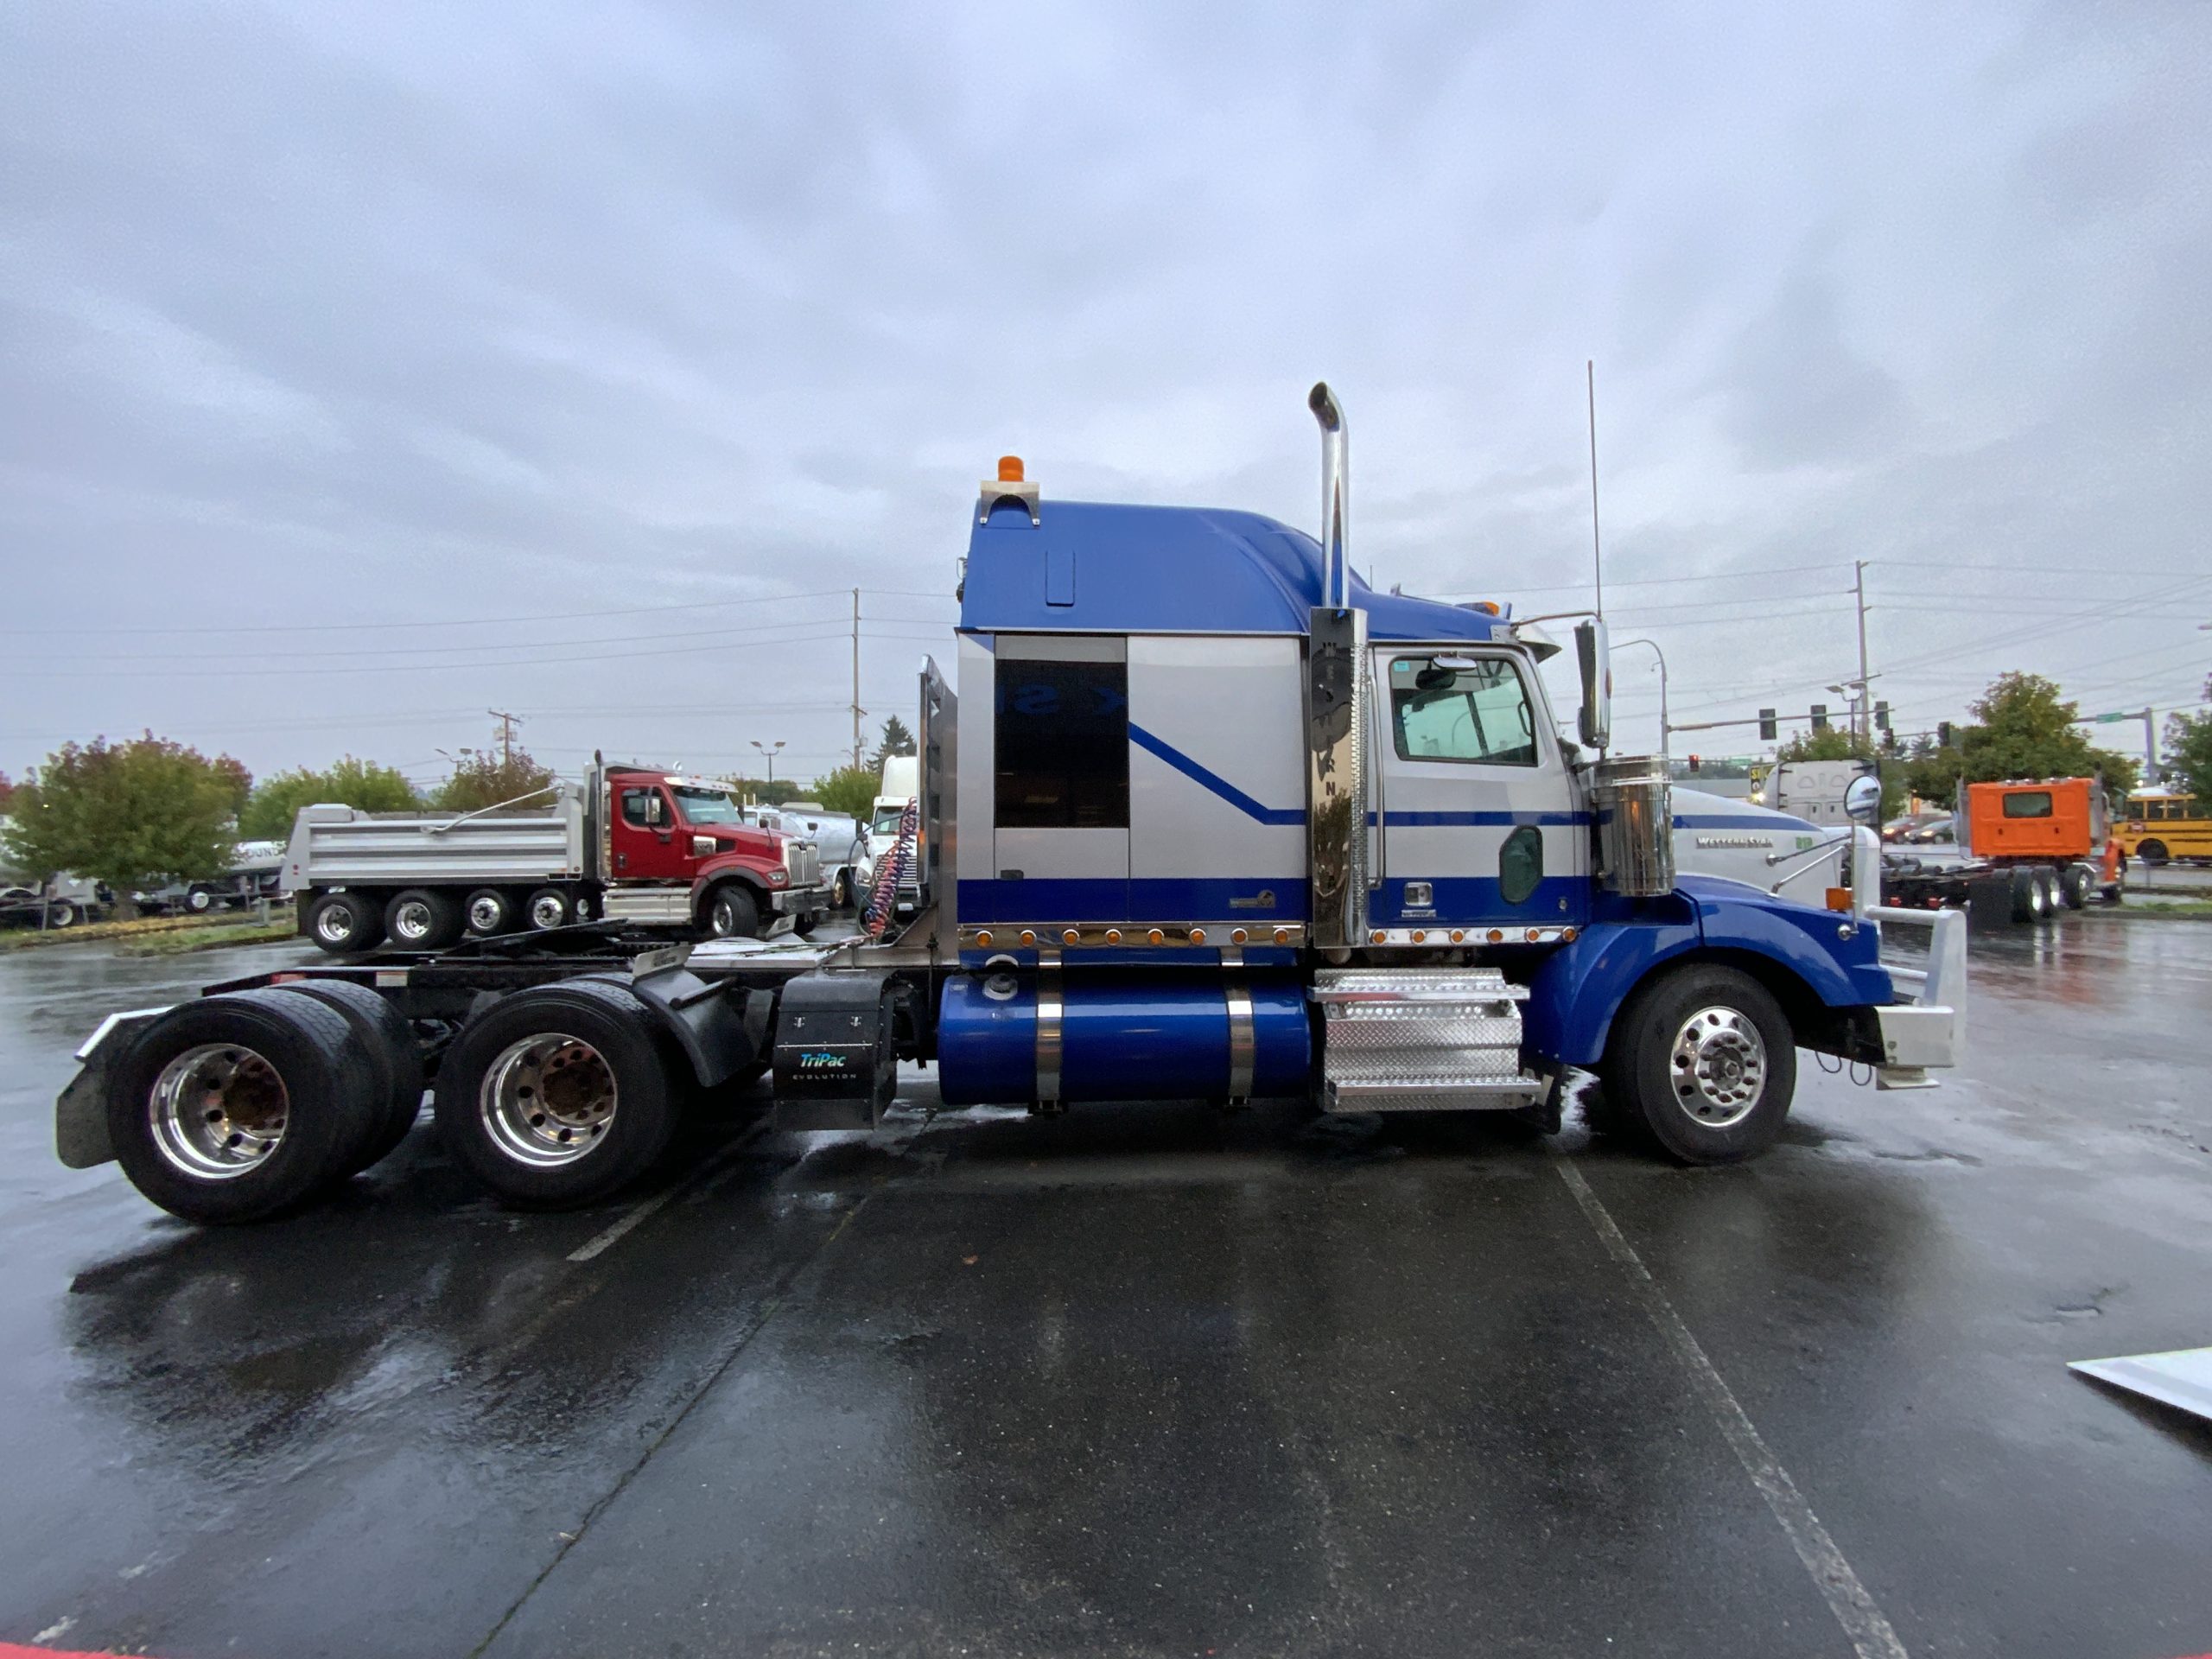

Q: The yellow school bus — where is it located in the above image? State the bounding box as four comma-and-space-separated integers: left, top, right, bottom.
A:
2114, 791, 2212, 864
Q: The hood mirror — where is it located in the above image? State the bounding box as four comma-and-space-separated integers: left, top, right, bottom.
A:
1845, 772, 1883, 826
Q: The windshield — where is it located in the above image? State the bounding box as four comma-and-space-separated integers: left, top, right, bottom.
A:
671, 785, 743, 826
871, 805, 907, 836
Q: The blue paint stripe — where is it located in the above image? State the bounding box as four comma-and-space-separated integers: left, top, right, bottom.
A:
1128, 723, 1306, 825
1672, 814, 1821, 832
1373, 810, 1588, 828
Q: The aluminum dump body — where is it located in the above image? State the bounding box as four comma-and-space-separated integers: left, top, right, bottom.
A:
281, 796, 588, 895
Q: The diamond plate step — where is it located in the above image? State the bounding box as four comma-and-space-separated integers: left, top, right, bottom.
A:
1313, 968, 1543, 1112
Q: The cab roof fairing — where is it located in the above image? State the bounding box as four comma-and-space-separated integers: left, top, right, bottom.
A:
960, 498, 1508, 643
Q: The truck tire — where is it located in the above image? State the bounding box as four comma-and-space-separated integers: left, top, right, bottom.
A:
703, 882, 760, 939
1600, 963, 1796, 1166
2063, 865, 2093, 910
308, 891, 384, 954
186, 883, 217, 914
2008, 868, 2046, 925
791, 908, 818, 939
107, 990, 380, 1224
2139, 839, 2169, 866
2035, 868, 2059, 921
524, 886, 573, 931
45, 899, 79, 930
832, 869, 851, 909
276, 979, 426, 1173
464, 887, 518, 938
432, 980, 681, 1208
386, 888, 464, 950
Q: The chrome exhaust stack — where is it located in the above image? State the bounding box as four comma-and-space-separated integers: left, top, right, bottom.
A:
1305, 382, 1369, 954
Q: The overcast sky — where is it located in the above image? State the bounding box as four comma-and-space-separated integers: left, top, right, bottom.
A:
3, 0, 2208, 789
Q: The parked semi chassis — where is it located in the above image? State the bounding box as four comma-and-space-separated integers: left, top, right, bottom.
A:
59, 389, 1964, 1224
283, 760, 825, 953
1882, 779, 2119, 924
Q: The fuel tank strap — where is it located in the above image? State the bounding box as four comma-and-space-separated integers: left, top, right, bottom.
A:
1034, 958, 1064, 1104
1224, 978, 1255, 1102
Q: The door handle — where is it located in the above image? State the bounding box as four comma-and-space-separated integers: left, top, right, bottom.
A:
655, 832, 672, 843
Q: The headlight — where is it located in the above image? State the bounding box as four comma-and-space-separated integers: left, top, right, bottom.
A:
767, 869, 787, 886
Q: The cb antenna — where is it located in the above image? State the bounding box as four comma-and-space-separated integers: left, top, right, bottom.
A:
1586, 359, 1604, 623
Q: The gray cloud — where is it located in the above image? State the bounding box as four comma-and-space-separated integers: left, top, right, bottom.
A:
3, 0, 2208, 783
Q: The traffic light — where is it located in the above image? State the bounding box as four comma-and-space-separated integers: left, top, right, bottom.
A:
1937, 721, 1955, 747
1758, 708, 1777, 741
1811, 703, 1829, 731
1688, 753, 1701, 774
1874, 700, 1891, 732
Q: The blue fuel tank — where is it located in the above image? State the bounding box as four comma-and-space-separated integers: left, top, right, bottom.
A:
937, 973, 1311, 1105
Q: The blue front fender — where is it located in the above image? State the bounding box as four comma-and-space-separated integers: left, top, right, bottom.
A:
1523, 878, 1893, 1068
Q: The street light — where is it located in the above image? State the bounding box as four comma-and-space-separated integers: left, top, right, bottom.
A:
1611, 637, 1669, 757
751, 739, 785, 785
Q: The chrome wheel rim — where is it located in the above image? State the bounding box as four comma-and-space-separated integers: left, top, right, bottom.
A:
315, 905, 356, 944
149, 1044, 289, 1178
711, 897, 741, 936
392, 899, 434, 942
480, 1033, 617, 1166
1669, 1006, 1767, 1128
468, 894, 505, 933
528, 893, 566, 929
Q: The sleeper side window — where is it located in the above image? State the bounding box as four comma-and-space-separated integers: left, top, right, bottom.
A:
2001, 791, 2053, 819
995, 659, 1129, 828
1389, 656, 1539, 767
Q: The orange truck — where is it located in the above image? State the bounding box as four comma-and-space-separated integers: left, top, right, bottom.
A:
1883, 777, 2118, 925
1958, 779, 2111, 910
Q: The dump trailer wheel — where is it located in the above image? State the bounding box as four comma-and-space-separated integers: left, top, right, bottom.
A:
703, 882, 761, 939
307, 891, 383, 954
2062, 865, 2093, 910
385, 888, 463, 950
463, 887, 518, 938
433, 980, 681, 1209
1600, 963, 1797, 1166
276, 978, 426, 1173
524, 886, 572, 931
108, 990, 381, 1224
45, 899, 79, 930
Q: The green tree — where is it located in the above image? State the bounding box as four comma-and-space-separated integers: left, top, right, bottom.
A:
240, 757, 422, 840
0, 771, 16, 815
432, 745, 557, 813
1900, 734, 1969, 810
2163, 674, 2212, 804
1958, 672, 2139, 801
1, 734, 245, 918
868, 715, 917, 772
808, 765, 880, 818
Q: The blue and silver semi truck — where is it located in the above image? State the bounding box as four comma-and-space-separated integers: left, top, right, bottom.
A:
56, 385, 1964, 1223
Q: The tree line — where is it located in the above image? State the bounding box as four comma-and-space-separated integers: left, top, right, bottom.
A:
0, 715, 924, 918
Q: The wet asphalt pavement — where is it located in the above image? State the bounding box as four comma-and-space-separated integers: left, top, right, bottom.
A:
1, 919, 2209, 1658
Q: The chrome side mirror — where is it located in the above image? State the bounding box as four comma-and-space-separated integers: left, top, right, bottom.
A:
1574, 619, 1611, 751
1845, 773, 1882, 826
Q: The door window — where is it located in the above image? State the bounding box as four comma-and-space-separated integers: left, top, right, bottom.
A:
1389, 657, 1538, 766
620, 788, 663, 828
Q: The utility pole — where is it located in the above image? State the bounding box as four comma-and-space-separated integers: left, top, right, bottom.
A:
1853, 561, 1870, 744
486, 709, 521, 767
850, 588, 864, 772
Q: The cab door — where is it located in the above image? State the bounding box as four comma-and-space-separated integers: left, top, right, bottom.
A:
1369, 646, 1589, 932
609, 783, 690, 882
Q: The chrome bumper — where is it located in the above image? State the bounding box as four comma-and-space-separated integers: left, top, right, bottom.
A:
767, 883, 823, 915
1853, 827, 1966, 1088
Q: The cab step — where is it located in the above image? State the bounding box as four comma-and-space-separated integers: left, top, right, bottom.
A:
1313, 967, 1544, 1112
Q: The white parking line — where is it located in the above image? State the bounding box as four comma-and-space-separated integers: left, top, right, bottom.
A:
567, 1127, 767, 1263
1555, 1160, 1911, 1659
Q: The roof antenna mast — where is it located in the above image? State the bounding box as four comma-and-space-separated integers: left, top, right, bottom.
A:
1586, 359, 1605, 623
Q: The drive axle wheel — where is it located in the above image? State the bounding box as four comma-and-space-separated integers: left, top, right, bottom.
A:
109, 990, 380, 1224
434, 980, 680, 1208
1602, 964, 1796, 1165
